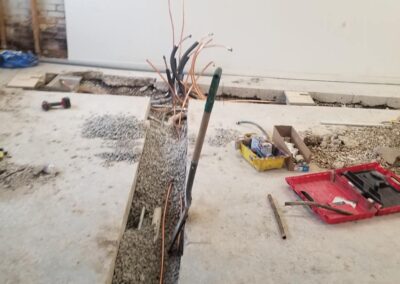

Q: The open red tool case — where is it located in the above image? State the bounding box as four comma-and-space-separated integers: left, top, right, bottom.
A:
286, 163, 400, 224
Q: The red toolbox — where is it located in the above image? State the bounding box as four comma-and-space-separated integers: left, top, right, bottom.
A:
285, 163, 400, 224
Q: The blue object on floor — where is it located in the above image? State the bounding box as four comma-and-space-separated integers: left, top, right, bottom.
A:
0, 50, 39, 68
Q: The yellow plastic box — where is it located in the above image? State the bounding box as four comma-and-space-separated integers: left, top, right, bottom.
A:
239, 137, 287, 171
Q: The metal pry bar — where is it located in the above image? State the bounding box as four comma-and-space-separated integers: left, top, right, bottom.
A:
285, 201, 353, 216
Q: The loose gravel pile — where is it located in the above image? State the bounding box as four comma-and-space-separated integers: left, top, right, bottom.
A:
303, 123, 400, 173
208, 128, 240, 147
113, 121, 187, 284
81, 115, 145, 165
82, 114, 144, 140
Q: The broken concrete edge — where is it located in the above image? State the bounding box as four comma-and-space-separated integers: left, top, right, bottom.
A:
311, 92, 400, 108
105, 100, 151, 284
6, 66, 398, 108
154, 78, 400, 108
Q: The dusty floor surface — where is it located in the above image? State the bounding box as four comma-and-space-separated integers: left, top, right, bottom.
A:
0, 160, 58, 191
303, 123, 400, 174
0, 91, 149, 284
179, 100, 400, 284
112, 121, 187, 284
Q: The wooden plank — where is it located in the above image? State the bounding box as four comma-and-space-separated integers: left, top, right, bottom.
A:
0, 0, 6, 49
30, 0, 41, 55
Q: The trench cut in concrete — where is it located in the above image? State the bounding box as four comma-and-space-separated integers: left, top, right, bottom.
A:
180, 100, 400, 284
0, 91, 149, 283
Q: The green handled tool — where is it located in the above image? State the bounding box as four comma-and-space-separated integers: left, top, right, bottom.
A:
169, 67, 222, 254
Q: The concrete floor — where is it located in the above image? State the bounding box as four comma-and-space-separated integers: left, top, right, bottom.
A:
180, 100, 400, 284
0, 91, 149, 283
2, 63, 400, 283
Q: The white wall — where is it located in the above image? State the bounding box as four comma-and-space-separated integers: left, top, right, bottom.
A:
65, 0, 400, 83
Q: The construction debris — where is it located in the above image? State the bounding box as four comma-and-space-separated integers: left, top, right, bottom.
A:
138, 207, 146, 230
0, 161, 58, 191
45, 74, 82, 92
152, 207, 162, 243
375, 147, 400, 166
303, 123, 400, 173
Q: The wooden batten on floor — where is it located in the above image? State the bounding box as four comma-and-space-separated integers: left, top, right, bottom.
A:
30, 0, 41, 55
0, 0, 7, 49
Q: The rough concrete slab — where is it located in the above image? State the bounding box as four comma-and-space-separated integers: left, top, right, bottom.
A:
285, 91, 315, 106
180, 100, 400, 284
0, 91, 149, 284
45, 74, 82, 92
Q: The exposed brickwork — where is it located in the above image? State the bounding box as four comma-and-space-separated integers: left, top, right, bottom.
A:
2, 0, 67, 58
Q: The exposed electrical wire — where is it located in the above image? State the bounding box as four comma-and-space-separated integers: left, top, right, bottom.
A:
146, 59, 181, 103
204, 44, 234, 52
168, 0, 175, 45
159, 180, 174, 284
178, 0, 186, 61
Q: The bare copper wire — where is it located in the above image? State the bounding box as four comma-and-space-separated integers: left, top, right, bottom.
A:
178, 0, 186, 61
168, 0, 175, 45
160, 181, 174, 284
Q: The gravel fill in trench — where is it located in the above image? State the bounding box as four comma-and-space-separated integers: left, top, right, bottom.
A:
112, 121, 187, 284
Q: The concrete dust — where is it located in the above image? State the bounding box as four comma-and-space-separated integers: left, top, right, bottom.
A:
113, 121, 187, 284
96, 140, 142, 165
303, 123, 400, 174
208, 128, 240, 147
0, 160, 58, 190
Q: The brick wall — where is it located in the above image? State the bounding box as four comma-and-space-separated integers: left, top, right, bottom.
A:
2, 0, 67, 58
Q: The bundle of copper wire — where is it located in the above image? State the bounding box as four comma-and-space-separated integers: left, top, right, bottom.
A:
147, 0, 232, 130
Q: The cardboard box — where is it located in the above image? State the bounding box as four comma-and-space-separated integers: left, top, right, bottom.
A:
272, 125, 311, 171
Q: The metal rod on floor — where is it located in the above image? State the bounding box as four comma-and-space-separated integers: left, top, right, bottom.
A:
268, 194, 287, 240
285, 201, 353, 216
168, 67, 222, 254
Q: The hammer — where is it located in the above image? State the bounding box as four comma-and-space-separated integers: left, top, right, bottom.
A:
42, 97, 71, 111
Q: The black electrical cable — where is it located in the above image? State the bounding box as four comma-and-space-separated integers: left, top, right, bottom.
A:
170, 45, 179, 83
177, 41, 199, 76
163, 56, 173, 94
166, 69, 173, 88
176, 41, 199, 96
